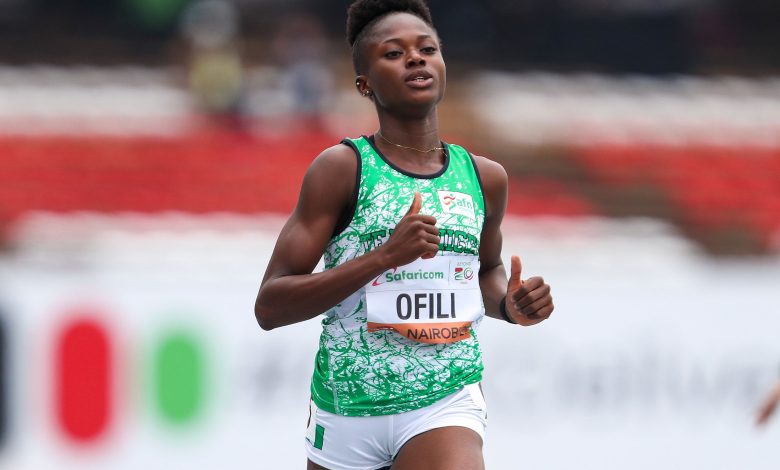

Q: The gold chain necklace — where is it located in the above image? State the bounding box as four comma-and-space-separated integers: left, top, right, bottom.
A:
376, 132, 444, 153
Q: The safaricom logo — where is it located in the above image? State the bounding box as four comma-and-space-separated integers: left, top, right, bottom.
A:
441, 195, 457, 206
372, 268, 446, 286
437, 191, 476, 220
441, 194, 472, 210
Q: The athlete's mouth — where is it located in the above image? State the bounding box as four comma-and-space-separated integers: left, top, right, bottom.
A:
405, 70, 433, 83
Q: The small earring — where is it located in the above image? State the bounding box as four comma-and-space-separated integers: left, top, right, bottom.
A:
363, 90, 372, 97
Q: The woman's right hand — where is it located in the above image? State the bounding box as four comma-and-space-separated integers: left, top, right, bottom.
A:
378, 192, 440, 267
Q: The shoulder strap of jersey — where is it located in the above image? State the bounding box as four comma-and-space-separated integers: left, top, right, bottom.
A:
330, 137, 364, 238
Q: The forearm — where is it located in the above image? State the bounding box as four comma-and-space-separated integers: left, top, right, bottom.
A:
255, 249, 390, 330
479, 262, 509, 321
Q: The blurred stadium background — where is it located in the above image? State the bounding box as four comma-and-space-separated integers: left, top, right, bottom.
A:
0, 0, 779, 469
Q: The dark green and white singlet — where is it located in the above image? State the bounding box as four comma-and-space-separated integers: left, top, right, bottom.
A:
310, 135, 486, 417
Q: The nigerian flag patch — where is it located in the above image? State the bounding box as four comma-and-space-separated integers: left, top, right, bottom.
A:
314, 424, 325, 450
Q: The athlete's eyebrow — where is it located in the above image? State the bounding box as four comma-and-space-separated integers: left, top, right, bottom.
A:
381, 34, 434, 45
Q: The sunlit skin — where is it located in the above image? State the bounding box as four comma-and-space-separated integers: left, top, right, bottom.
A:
254, 12, 554, 470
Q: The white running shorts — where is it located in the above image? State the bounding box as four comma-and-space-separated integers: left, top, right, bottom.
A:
304, 383, 487, 470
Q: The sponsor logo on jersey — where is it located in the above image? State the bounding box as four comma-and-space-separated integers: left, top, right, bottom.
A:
371, 267, 446, 286
453, 263, 475, 283
438, 191, 476, 220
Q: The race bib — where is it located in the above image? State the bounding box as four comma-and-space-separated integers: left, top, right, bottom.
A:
365, 256, 483, 344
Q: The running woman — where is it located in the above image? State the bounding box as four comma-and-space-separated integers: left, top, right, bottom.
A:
255, 1, 554, 468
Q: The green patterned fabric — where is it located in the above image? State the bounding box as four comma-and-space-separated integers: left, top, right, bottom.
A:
310, 136, 486, 416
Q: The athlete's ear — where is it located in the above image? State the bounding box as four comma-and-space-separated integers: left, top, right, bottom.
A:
355, 76, 372, 98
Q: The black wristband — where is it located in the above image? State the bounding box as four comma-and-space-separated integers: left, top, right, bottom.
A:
499, 297, 516, 324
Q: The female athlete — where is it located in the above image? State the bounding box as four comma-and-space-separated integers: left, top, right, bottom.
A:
255, 1, 555, 468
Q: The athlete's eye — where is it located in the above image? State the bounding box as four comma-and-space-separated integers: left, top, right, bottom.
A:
421, 46, 438, 54
384, 50, 402, 59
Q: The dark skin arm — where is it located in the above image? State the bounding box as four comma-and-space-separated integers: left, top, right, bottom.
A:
254, 145, 440, 331
474, 156, 554, 326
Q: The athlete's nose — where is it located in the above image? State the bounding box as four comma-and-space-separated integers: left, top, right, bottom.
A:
407, 52, 426, 68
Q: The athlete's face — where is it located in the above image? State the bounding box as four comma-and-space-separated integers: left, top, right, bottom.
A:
357, 13, 446, 115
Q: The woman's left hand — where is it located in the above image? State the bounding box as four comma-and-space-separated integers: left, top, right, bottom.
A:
505, 255, 554, 326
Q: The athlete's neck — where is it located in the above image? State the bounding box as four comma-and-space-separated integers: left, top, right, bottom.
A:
375, 113, 442, 164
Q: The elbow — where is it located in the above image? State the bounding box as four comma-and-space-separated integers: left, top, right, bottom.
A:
255, 310, 277, 331
254, 299, 278, 331
256, 316, 275, 331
